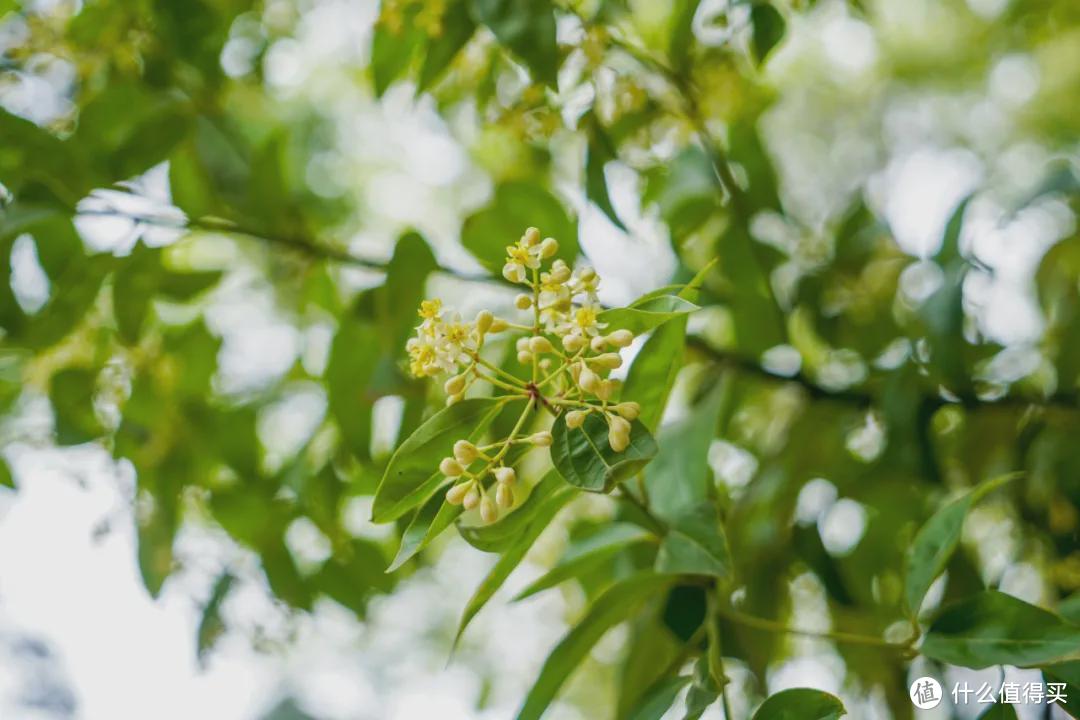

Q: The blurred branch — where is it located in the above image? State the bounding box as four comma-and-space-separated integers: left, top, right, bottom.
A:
75, 208, 514, 288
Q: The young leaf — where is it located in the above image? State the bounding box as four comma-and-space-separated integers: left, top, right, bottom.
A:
372, 397, 504, 523
458, 471, 567, 552
626, 675, 691, 720
922, 590, 1080, 669
750, 3, 786, 65
516, 573, 669, 720
467, 0, 559, 86
903, 472, 1020, 616
514, 523, 652, 600
598, 295, 698, 335
387, 491, 464, 573
655, 504, 731, 578
751, 688, 845, 719
550, 411, 657, 493
455, 486, 575, 644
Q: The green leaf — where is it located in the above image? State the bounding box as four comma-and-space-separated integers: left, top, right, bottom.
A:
326, 319, 380, 461
373, 397, 506, 523
584, 113, 626, 231
550, 411, 657, 493
455, 484, 575, 644
371, 11, 424, 97
197, 571, 234, 665
458, 471, 567, 552
514, 523, 652, 600
903, 472, 1020, 616
461, 182, 578, 274
0, 456, 14, 489
261, 539, 313, 611
750, 3, 786, 65
668, 0, 701, 73
113, 243, 162, 343
627, 676, 692, 720
598, 295, 698, 335
387, 491, 464, 572
313, 539, 395, 617
922, 590, 1080, 669
976, 704, 1019, 720
380, 231, 437, 350
467, 0, 559, 86
418, 0, 476, 90
49, 367, 102, 445
623, 318, 686, 431
751, 688, 846, 720
516, 573, 668, 720
655, 504, 731, 578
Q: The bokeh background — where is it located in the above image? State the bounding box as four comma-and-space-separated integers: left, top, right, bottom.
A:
1, 0, 1079, 718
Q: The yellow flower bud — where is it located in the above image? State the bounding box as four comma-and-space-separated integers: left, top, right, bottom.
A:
480, 496, 498, 523
608, 415, 631, 452
476, 310, 494, 335
613, 401, 640, 420
539, 237, 559, 258
463, 485, 480, 509
578, 365, 600, 393
566, 409, 587, 429
517, 350, 533, 364
454, 439, 479, 463
530, 430, 553, 447
578, 267, 597, 283
515, 293, 533, 310
440, 457, 464, 477
490, 317, 509, 332
590, 353, 623, 369
529, 336, 553, 354
493, 466, 516, 485
523, 227, 541, 246
551, 260, 571, 283
444, 374, 467, 395
562, 334, 585, 352
516, 337, 530, 352
596, 380, 615, 402
496, 482, 513, 508
446, 482, 470, 505
590, 335, 607, 352
503, 263, 523, 283
539, 358, 552, 371
607, 329, 634, 347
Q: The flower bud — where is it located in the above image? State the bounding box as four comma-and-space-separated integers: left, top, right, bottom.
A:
475, 310, 494, 335
578, 267, 597, 283
578, 365, 600, 393
517, 350, 533, 364
607, 329, 634, 347
444, 374, 466, 395
503, 263, 522, 283
515, 293, 533, 310
596, 380, 614, 402
446, 393, 463, 406
516, 337, 530, 352
523, 227, 541, 246
529, 336, 553, 354
590, 353, 623, 370
480, 496, 498, 523
608, 415, 631, 452
562, 334, 585, 352
539, 358, 552, 371
550, 260, 571, 283
440, 457, 464, 477
454, 440, 479, 464
565, 410, 587, 429
463, 485, 481, 510
493, 466, 516, 485
489, 317, 509, 332
530, 431, 553, 447
539, 237, 559, 258
496, 483, 513, 508
590, 335, 607, 352
446, 482, 470, 505
613, 401, 640, 420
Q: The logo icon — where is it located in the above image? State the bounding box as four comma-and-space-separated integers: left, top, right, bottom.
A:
910, 677, 943, 709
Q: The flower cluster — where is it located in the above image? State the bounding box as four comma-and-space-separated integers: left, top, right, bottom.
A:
406, 227, 641, 522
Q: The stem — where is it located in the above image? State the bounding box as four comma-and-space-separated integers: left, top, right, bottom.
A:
707, 592, 734, 720
715, 606, 910, 650
472, 355, 528, 388
491, 401, 535, 465
473, 368, 529, 395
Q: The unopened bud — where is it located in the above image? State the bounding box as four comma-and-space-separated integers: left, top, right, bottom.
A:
475, 310, 494, 334
562, 334, 585, 352
493, 466, 516, 485
446, 393, 463, 406
596, 380, 615, 402
454, 440, 479, 464
515, 293, 533, 310
480, 496, 498, 523
613, 402, 640, 420
489, 317, 509, 332
529, 336, 553, 354
590, 335, 607, 352
608, 415, 631, 452
463, 485, 481, 510
446, 482, 469, 505
578, 267, 597, 282
590, 353, 622, 369
440, 457, 464, 477
516, 337, 530, 352
444, 374, 466, 395
607, 329, 634, 347
523, 227, 541, 246
496, 483, 513, 508
551, 260, 571, 283
517, 350, 533, 364
565, 410, 587, 429
578, 366, 600, 393
530, 431, 553, 447
539, 358, 552, 371
539, 237, 559, 258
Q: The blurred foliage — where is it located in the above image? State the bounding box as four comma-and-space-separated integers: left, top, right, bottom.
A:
2, 0, 1080, 718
